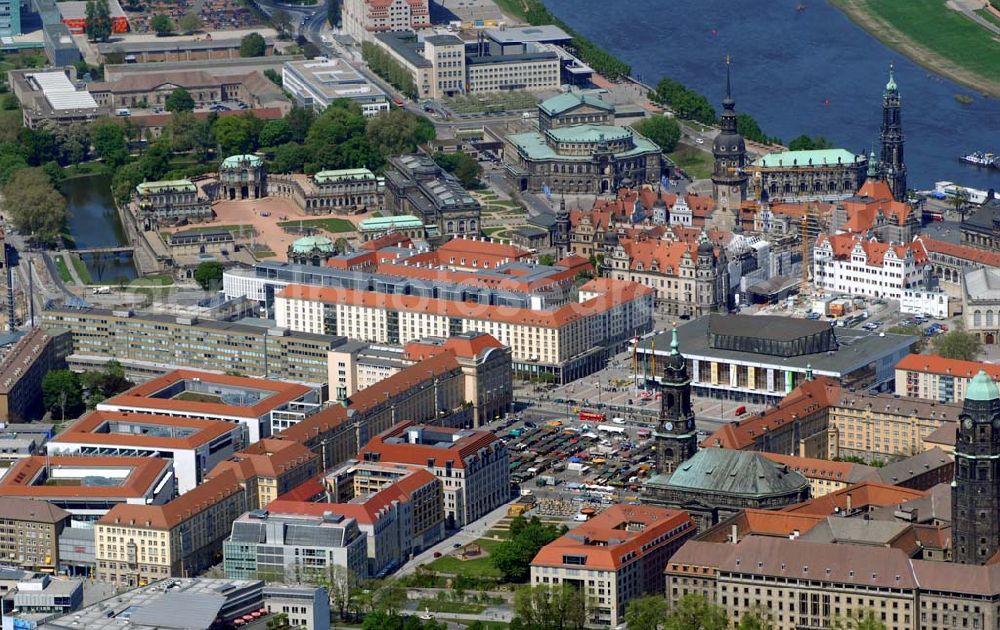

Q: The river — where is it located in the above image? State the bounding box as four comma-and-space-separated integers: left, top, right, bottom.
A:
543, 0, 1000, 191
62, 174, 137, 282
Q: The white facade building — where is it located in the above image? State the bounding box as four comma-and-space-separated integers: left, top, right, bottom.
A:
342, 0, 430, 43
813, 233, 929, 300
900, 288, 949, 318
282, 59, 389, 117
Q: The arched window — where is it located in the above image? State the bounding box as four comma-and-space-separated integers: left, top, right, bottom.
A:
975, 310, 983, 327
988, 311, 995, 327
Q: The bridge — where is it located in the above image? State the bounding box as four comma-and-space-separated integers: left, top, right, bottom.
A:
74, 246, 135, 256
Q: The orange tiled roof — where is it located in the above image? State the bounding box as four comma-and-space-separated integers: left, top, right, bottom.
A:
841, 179, 913, 233
357, 420, 499, 470
617, 237, 696, 274
915, 236, 1000, 268
782, 481, 926, 516
359, 233, 413, 251
896, 353, 1000, 380
759, 452, 869, 483
531, 505, 694, 570
98, 468, 243, 530
0, 456, 170, 498
403, 333, 504, 362
816, 233, 928, 267
210, 439, 317, 481
101, 369, 312, 419
51, 410, 240, 450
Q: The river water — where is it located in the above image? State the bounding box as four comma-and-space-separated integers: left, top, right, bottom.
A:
62, 174, 137, 282
544, 0, 1000, 191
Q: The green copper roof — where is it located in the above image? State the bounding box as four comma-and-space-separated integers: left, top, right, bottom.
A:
538, 92, 613, 116
752, 148, 861, 169
291, 235, 334, 254
886, 63, 897, 92
313, 168, 376, 184
547, 124, 632, 144
967, 370, 999, 402
670, 327, 679, 356
657, 449, 809, 498
221, 154, 263, 168
136, 179, 196, 194
359, 215, 425, 230
508, 127, 660, 162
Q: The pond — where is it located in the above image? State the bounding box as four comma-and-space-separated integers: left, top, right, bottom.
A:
62, 174, 137, 282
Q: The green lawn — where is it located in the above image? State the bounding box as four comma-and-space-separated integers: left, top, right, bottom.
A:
415, 600, 487, 615
174, 224, 256, 236
69, 254, 93, 284
277, 218, 356, 233
424, 538, 502, 578
976, 7, 1000, 29
848, 0, 1000, 83
446, 90, 538, 114
668, 145, 714, 180
53, 255, 72, 283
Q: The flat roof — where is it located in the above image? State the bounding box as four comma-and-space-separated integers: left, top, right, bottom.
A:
484, 25, 571, 44
753, 148, 863, 169
25, 71, 98, 111
58, 0, 126, 20
49, 410, 240, 451
637, 315, 916, 376
0, 455, 170, 499
98, 369, 313, 419
284, 58, 386, 103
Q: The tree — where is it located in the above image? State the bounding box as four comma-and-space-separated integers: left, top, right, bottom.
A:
2, 167, 68, 244
737, 609, 775, 630
788, 134, 834, 151
663, 593, 728, 630
259, 118, 292, 148
318, 565, 359, 621
625, 594, 669, 630
285, 106, 315, 143
513, 584, 587, 630
178, 11, 201, 35
304, 100, 377, 172
634, 115, 681, 152
149, 14, 174, 35
240, 32, 266, 58
952, 187, 970, 222
271, 9, 292, 36
886, 324, 926, 353
432, 151, 481, 189
492, 516, 563, 582
933, 329, 983, 361
194, 260, 224, 290
85, 0, 113, 42
537, 254, 555, 266
90, 120, 128, 168
263, 68, 282, 87
81, 359, 132, 408
42, 370, 83, 421
366, 109, 435, 158
214, 116, 254, 154
271, 141, 309, 173
53, 123, 90, 166
165, 87, 195, 113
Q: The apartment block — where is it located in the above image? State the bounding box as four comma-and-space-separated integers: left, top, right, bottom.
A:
343, 0, 430, 43
0, 328, 70, 422
0, 496, 70, 572
531, 505, 696, 626
357, 421, 509, 528
95, 469, 248, 587
895, 353, 1000, 403
41, 308, 340, 386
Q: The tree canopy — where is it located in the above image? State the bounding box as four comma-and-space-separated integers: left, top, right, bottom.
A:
42, 370, 83, 421
932, 329, 983, 361
634, 115, 681, 152
240, 33, 266, 58
432, 151, 481, 189
149, 14, 174, 35
624, 594, 669, 630
178, 11, 202, 35
194, 261, 224, 290
85, 0, 113, 42
165, 87, 195, 113
513, 584, 587, 630
788, 134, 834, 151
491, 516, 565, 582
649, 77, 716, 126
3, 167, 68, 244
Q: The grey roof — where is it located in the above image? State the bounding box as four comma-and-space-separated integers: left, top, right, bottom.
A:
96, 37, 273, 54
798, 517, 911, 546
0, 497, 70, 523
127, 592, 225, 628
873, 447, 953, 486
869, 482, 952, 525
637, 315, 916, 377
707, 313, 830, 342
964, 267, 1000, 301
659, 449, 809, 498
374, 32, 432, 69
425, 34, 463, 46
484, 25, 572, 44
961, 203, 999, 233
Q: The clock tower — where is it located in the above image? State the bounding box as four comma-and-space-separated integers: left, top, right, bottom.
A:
952, 370, 1000, 565
654, 327, 698, 475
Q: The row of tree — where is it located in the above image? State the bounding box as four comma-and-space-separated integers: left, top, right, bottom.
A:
648, 77, 781, 146
361, 41, 419, 100
41, 361, 132, 421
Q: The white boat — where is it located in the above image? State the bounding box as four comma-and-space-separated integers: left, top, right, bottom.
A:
959, 151, 999, 167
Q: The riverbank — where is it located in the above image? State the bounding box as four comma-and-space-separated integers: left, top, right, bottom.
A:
829, 0, 1000, 98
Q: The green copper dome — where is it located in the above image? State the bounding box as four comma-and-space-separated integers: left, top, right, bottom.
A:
885, 64, 897, 92
221, 154, 263, 169
291, 235, 334, 254
966, 370, 999, 402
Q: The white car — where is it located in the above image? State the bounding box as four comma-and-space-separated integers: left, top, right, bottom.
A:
695, 138, 705, 144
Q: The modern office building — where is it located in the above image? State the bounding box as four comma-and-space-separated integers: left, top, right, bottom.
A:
282, 58, 388, 117
9, 69, 101, 129
96, 369, 321, 443
47, 410, 244, 494
0, 0, 21, 36
41, 307, 342, 386
635, 314, 916, 404
357, 421, 509, 528
530, 505, 696, 626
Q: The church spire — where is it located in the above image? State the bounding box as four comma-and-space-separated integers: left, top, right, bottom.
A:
723, 54, 734, 109
670, 326, 680, 356
885, 62, 897, 93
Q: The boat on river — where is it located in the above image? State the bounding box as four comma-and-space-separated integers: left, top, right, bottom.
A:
959, 152, 999, 168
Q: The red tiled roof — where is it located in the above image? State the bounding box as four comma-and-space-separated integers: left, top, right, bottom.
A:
357, 420, 500, 470
98, 469, 243, 530
816, 233, 928, 267
51, 410, 240, 450
403, 333, 504, 362
782, 481, 926, 516
915, 236, 1000, 268
0, 456, 170, 498
359, 233, 413, 251
209, 439, 317, 480
759, 452, 871, 483
531, 505, 694, 570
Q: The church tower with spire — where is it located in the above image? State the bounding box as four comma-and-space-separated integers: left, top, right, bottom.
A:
878, 64, 907, 201
711, 57, 748, 227
654, 327, 698, 475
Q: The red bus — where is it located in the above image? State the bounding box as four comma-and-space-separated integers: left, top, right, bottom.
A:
579, 411, 607, 423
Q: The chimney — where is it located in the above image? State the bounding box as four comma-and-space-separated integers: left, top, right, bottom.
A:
846, 494, 853, 512
731, 524, 738, 544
